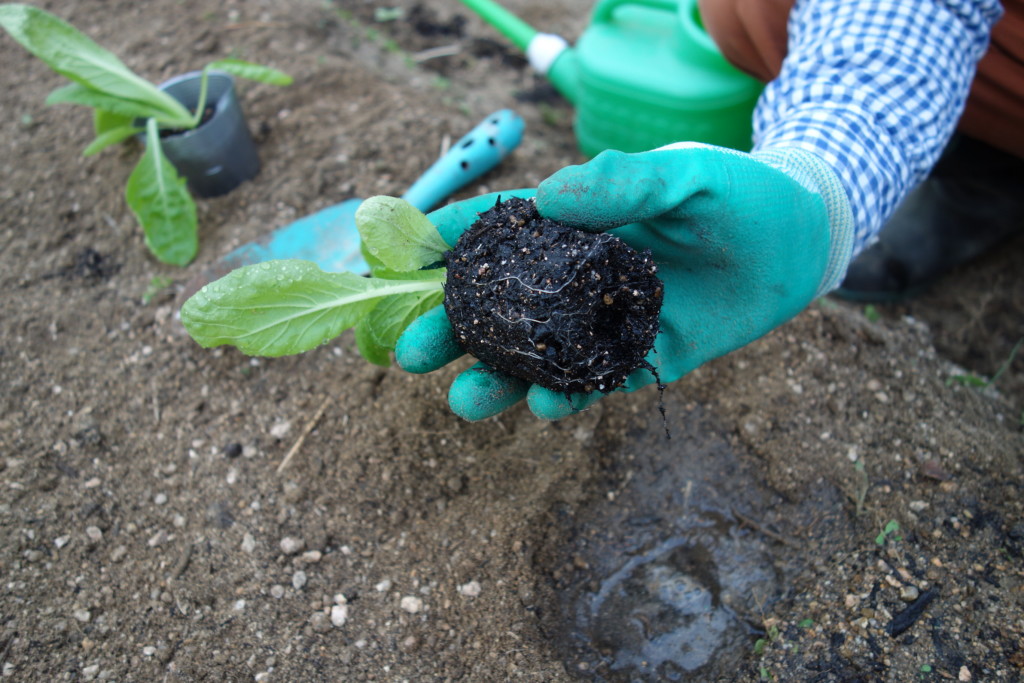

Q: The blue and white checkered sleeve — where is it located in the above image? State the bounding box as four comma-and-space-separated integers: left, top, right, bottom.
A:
752, 0, 1003, 255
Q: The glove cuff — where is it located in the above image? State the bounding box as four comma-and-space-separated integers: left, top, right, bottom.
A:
752, 148, 855, 296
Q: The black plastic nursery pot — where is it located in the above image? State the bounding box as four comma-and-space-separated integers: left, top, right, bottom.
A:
156, 70, 260, 198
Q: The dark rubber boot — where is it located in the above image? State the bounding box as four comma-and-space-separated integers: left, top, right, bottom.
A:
835, 136, 1024, 302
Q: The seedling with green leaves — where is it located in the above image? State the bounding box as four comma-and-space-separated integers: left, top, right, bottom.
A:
946, 337, 1022, 389
875, 519, 902, 546
0, 3, 291, 266
181, 196, 449, 366
181, 196, 664, 399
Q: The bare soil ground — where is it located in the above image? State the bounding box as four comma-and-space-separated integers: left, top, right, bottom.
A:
2, 1, 1022, 681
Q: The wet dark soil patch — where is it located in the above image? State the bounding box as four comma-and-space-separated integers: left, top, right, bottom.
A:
533, 403, 831, 681
348, 2, 528, 77
407, 3, 466, 39
444, 196, 663, 395
55, 247, 121, 282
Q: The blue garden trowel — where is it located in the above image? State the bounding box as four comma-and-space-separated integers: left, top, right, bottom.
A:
186, 109, 524, 293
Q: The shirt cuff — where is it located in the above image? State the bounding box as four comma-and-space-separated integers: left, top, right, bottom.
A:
754, 147, 855, 295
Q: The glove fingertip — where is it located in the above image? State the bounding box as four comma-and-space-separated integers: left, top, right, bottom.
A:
395, 306, 463, 373
449, 363, 529, 421
526, 386, 601, 420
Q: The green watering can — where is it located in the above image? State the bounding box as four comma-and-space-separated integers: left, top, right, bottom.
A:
459, 0, 764, 157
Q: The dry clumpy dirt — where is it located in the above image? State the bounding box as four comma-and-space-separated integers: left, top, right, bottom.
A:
1, 1, 1022, 682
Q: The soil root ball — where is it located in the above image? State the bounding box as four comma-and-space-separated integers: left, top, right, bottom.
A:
443, 196, 663, 396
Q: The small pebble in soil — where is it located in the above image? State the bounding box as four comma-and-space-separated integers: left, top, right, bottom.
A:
280, 536, 305, 555
331, 603, 348, 627
270, 421, 291, 438
400, 596, 423, 613
223, 442, 243, 459
282, 482, 306, 504
458, 580, 482, 598
310, 612, 331, 633
292, 570, 307, 590
900, 585, 920, 602
241, 533, 256, 553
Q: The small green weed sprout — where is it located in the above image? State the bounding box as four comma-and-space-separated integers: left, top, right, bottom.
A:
875, 519, 902, 546
946, 337, 1022, 390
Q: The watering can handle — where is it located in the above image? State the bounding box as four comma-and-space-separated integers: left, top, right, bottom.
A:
591, 0, 684, 24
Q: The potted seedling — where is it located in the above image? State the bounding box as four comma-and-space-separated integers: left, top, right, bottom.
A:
180, 195, 663, 399
0, 3, 292, 266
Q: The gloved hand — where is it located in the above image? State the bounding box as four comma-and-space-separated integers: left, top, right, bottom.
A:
396, 143, 853, 421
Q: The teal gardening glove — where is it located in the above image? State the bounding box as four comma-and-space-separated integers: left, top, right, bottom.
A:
396, 144, 854, 421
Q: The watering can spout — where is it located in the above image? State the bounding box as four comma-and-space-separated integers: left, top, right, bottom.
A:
458, 0, 580, 103
530, 34, 581, 104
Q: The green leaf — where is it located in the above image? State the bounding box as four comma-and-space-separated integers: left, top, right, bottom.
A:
374, 7, 405, 22
350, 267, 445, 365
141, 275, 174, 304
208, 58, 293, 86
46, 83, 188, 124
0, 4, 190, 123
93, 107, 133, 137
360, 270, 446, 349
125, 119, 197, 266
356, 196, 450, 272
362, 241, 388, 275
946, 374, 988, 388
875, 519, 901, 546
181, 260, 446, 357
354, 317, 393, 367
82, 123, 141, 156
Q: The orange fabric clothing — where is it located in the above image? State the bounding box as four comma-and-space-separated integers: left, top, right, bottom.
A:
698, 0, 1024, 158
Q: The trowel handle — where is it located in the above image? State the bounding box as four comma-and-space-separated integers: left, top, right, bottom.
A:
401, 109, 525, 213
